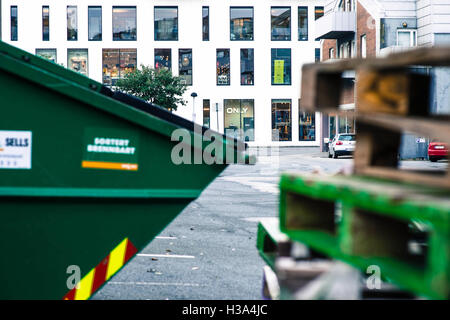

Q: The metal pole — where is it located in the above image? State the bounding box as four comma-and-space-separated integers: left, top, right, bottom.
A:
191, 92, 197, 123
216, 102, 219, 132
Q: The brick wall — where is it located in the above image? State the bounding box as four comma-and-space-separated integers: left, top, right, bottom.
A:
321, 39, 337, 61
356, 1, 376, 57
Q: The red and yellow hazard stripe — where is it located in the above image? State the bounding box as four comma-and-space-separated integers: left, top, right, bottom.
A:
63, 237, 137, 300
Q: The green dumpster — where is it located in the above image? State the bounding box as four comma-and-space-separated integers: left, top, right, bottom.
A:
0, 41, 252, 299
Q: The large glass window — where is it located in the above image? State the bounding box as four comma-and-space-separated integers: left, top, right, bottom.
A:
329, 115, 337, 140
272, 99, 292, 141
154, 7, 178, 41
102, 49, 137, 86
202, 7, 209, 41
67, 49, 88, 76
397, 30, 417, 47
217, 49, 230, 86
315, 6, 324, 20
299, 110, 316, 141
155, 49, 171, 71
42, 6, 50, 41
224, 99, 255, 141
298, 7, 308, 41
67, 6, 78, 41
230, 7, 253, 41
179, 49, 192, 86
36, 49, 57, 63
271, 7, 291, 41
113, 6, 136, 41
11, 6, 18, 41
88, 6, 102, 41
271, 48, 291, 85
203, 100, 210, 128
240, 49, 254, 85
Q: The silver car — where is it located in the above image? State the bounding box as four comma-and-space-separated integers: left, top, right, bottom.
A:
328, 133, 356, 159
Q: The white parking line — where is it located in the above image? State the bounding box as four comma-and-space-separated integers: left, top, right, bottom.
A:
155, 236, 178, 240
137, 253, 195, 259
109, 281, 200, 287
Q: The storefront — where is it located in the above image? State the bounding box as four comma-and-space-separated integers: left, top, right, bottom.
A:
36, 49, 57, 63
272, 99, 292, 141
224, 99, 254, 142
67, 49, 88, 76
102, 48, 137, 86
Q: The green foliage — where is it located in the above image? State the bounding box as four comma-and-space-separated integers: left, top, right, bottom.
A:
116, 65, 187, 111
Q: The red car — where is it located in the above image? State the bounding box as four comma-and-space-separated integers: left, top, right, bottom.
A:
428, 140, 448, 162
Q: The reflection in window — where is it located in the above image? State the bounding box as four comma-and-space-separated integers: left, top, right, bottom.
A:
315, 6, 324, 20
179, 49, 192, 86
230, 7, 253, 41
88, 6, 102, 41
224, 99, 254, 141
102, 49, 137, 86
329, 115, 336, 140
338, 114, 355, 133
217, 49, 230, 86
271, 7, 291, 41
299, 111, 316, 141
67, 6, 77, 41
42, 6, 50, 41
271, 48, 291, 85
155, 49, 171, 71
202, 7, 209, 41
113, 6, 136, 41
67, 49, 88, 76
272, 99, 292, 141
11, 6, 18, 41
154, 7, 178, 41
36, 49, 57, 63
203, 100, 210, 128
315, 48, 321, 62
240, 49, 254, 85
298, 7, 308, 41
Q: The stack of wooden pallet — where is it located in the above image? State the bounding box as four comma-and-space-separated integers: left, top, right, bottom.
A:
257, 47, 450, 300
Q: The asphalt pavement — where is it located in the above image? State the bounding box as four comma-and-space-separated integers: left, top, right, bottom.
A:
93, 147, 447, 300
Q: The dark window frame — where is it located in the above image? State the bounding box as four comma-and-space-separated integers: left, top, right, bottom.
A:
112, 6, 137, 41
202, 6, 209, 41
35, 48, 57, 63
216, 48, 230, 86
271, 48, 292, 86
42, 6, 50, 41
102, 48, 138, 87
240, 48, 254, 86
67, 5, 78, 41
154, 48, 172, 71
271, 99, 292, 142
154, 6, 179, 41
223, 99, 255, 142
88, 6, 102, 41
298, 6, 308, 41
179, 48, 193, 86
230, 6, 254, 41
271, 6, 291, 41
315, 6, 324, 20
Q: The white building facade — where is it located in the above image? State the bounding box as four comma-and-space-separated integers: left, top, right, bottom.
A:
0, 0, 327, 147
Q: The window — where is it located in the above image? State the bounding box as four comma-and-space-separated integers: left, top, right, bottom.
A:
102, 49, 137, 86
179, 49, 192, 86
67, 49, 88, 76
271, 7, 291, 41
338, 114, 355, 133
360, 34, 367, 58
224, 99, 254, 141
113, 6, 136, 41
36, 49, 56, 63
203, 100, 210, 128
10, 6, 18, 41
217, 49, 230, 86
67, 6, 77, 41
272, 99, 292, 141
298, 7, 308, 41
155, 49, 171, 71
154, 7, 178, 41
88, 6, 102, 41
299, 109, 316, 141
329, 115, 336, 140
397, 29, 417, 47
315, 6, 324, 20
230, 7, 253, 41
42, 6, 50, 41
240, 49, 254, 85
351, 40, 356, 57
315, 48, 321, 62
271, 48, 291, 85
329, 47, 335, 59
202, 7, 209, 41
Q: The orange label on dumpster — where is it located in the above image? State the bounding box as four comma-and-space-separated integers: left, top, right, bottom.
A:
82, 128, 139, 171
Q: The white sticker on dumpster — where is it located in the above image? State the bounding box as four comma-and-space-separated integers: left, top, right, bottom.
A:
0, 131, 32, 169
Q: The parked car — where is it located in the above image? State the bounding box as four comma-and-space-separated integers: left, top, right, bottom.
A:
328, 133, 356, 159
428, 140, 448, 162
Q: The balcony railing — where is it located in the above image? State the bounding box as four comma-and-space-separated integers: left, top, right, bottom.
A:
315, 11, 356, 40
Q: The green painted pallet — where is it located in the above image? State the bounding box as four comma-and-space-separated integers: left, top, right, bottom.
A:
279, 173, 450, 300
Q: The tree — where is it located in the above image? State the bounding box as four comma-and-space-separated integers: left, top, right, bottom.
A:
116, 65, 187, 111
